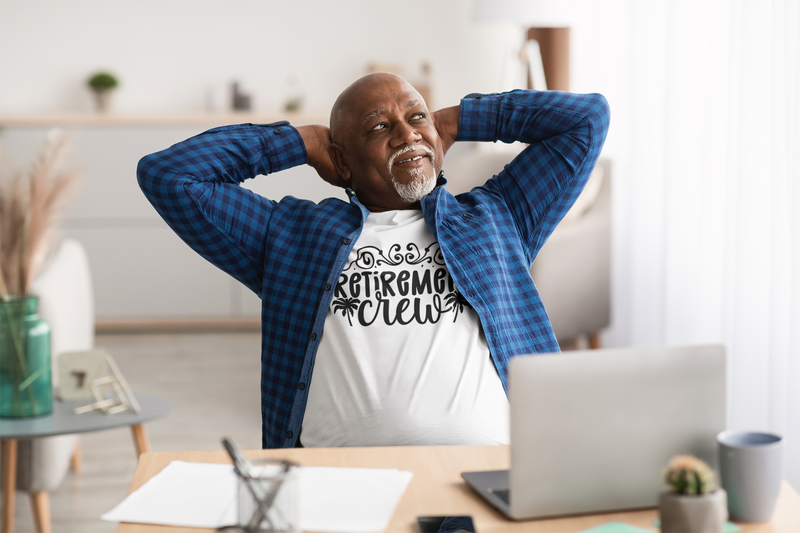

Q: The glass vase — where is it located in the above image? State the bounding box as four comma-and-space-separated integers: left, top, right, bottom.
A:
0, 295, 53, 418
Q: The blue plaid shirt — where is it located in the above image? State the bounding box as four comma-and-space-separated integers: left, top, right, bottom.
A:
138, 90, 610, 448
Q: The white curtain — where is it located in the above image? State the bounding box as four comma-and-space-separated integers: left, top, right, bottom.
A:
614, 0, 799, 489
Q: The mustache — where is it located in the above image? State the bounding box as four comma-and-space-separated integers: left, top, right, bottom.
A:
387, 144, 435, 173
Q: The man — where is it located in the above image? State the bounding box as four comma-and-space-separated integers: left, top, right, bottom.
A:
138, 73, 609, 449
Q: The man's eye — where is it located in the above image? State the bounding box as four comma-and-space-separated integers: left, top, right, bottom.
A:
411, 113, 426, 120
370, 123, 386, 132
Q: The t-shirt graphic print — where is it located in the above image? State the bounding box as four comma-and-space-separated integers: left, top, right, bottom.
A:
302, 209, 509, 448
331, 238, 470, 328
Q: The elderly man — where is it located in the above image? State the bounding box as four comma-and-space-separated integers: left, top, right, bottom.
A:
138, 73, 609, 449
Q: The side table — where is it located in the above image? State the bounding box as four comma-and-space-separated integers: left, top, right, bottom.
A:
0, 391, 174, 533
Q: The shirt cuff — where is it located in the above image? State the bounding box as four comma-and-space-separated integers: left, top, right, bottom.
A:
256, 121, 308, 174
457, 93, 499, 143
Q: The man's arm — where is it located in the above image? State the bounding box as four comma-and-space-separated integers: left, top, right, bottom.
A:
297, 125, 346, 188
457, 90, 610, 261
137, 122, 308, 295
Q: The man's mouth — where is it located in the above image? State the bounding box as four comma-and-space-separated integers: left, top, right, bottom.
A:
395, 153, 429, 165
388, 145, 435, 174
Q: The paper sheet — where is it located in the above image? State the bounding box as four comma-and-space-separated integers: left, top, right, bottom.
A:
102, 460, 413, 533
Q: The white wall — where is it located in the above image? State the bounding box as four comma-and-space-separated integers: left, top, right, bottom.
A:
0, 0, 633, 323
0, 0, 518, 114
0, 0, 630, 149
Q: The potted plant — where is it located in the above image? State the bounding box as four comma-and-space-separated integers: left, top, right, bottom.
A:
0, 135, 79, 418
86, 71, 119, 113
659, 454, 728, 533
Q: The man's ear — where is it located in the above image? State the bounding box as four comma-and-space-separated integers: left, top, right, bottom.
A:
329, 143, 352, 183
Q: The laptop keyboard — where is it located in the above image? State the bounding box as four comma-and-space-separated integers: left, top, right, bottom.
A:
489, 488, 510, 505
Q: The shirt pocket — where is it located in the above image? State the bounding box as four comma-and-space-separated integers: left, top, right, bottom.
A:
441, 204, 504, 259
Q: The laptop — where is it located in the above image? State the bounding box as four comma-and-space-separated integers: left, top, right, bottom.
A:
462, 344, 726, 520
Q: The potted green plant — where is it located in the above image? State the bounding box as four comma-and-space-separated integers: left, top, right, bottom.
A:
659, 455, 728, 533
86, 71, 119, 113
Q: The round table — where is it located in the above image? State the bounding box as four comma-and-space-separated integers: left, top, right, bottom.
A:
0, 391, 174, 533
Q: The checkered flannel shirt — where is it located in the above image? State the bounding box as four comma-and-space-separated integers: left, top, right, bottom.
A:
137, 89, 610, 448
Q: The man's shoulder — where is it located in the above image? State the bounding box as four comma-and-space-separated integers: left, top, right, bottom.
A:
271, 194, 360, 222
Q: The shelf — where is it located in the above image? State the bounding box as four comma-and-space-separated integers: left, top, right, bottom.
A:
0, 112, 329, 128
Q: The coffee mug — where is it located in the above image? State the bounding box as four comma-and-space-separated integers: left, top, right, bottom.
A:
717, 430, 785, 523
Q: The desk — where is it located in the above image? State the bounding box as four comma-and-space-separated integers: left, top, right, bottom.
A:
117, 445, 800, 533
1, 391, 174, 533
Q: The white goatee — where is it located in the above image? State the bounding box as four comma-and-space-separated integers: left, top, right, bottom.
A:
388, 144, 437, 203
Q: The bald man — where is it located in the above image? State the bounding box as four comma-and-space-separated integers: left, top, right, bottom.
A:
138, 74, 610, 449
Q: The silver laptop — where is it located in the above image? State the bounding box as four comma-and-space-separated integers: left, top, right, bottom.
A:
462, 344, 726, 520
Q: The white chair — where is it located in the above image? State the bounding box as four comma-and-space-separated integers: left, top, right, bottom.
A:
15, 239, 95, 532
446, 146, 611, 348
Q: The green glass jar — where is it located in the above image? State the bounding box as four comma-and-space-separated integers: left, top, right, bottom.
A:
0, 295, 53, 418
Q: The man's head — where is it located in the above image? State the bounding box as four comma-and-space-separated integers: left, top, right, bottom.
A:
329, 73, 444, 212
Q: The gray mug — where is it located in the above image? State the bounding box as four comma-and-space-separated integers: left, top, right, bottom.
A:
717, 431, 785, 523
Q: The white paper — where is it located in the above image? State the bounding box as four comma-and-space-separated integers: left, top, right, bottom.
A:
101, 461, 237, 528
299, 466, 413, 533
102, 460, 413, 533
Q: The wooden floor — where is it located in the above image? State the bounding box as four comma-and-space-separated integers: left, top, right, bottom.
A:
10, 332, 263, 533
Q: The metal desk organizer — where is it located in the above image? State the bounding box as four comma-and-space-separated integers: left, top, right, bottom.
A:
222, 438, 299, 533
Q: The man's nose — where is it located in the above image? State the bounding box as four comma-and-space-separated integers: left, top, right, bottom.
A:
391, 121, 421, 147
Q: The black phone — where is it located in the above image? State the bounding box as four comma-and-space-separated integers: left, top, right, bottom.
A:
416, 515, 476, 533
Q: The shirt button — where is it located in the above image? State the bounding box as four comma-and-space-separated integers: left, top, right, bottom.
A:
298, 382, 306, 390
310, 333, 317, 341
462, 213, 472, 219
273, 128, 282, 134
324, 283, 331, 291
343, 238, 351, 245
286, 430, 293, 439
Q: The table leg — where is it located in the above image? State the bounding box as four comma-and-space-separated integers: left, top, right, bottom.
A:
29, 492, 50, 533
130, 424, 150, 457
588, 332, 602, 349
70, 440, 81, 473
1, 439, 17, 533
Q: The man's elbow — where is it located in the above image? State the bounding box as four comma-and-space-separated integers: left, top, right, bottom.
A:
587, 93, 611, 143
136, 152, 162, 193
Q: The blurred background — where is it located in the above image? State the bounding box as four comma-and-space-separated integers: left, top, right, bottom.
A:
0, 0, 797, 530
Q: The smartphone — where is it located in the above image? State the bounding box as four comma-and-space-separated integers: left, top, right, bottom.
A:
416, 515, 476, 533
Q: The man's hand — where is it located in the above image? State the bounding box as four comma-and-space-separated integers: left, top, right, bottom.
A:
433, 105, 460, 158
297, 125, 348, 188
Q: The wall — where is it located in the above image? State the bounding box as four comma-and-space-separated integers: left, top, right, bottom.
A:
0, 0, 630, 154
0, 0, 517, 115
0, 0, 630, 322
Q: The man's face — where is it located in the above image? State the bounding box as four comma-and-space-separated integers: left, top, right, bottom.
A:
334, 75, 444, 212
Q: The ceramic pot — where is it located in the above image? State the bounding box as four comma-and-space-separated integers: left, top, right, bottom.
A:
0, 295, 52, 418
93, 90, 111, 113
659, 488, 728, 533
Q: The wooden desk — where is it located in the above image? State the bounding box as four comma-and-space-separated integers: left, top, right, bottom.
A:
117, 446, 800, 533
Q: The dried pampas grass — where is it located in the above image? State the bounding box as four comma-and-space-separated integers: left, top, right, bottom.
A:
0, 133, 80, 299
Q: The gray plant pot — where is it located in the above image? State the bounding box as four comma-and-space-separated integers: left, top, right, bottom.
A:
659, 488, 728, 533
93, 90, 112, 113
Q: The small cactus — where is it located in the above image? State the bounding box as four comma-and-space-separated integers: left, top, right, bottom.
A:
663, 455, 717, 495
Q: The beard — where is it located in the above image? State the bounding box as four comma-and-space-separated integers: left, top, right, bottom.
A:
392, 166, 437, 203
388, 144, 437, 203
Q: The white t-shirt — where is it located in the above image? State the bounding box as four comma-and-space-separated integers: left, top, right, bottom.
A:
301, 209, 509, 447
